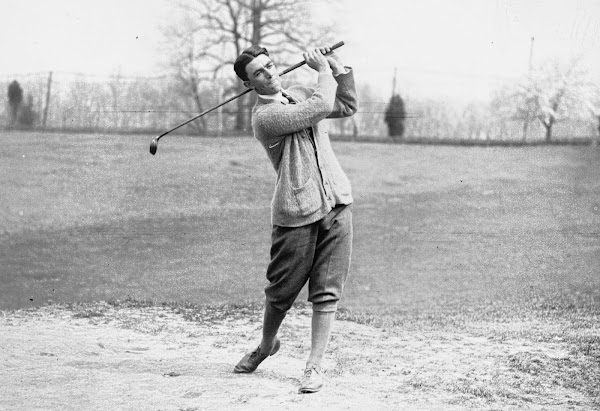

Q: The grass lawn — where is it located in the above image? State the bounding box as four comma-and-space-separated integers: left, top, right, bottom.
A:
1, 130, 598, 315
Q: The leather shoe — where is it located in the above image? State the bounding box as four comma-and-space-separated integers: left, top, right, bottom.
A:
298, 364, 323, 393
233, 338, 280, 373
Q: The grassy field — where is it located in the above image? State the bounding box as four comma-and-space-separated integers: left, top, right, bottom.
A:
2, 130, 600, 407
1, 130, 599, 315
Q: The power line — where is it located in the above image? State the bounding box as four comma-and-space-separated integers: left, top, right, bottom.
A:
0, 71, 171, 81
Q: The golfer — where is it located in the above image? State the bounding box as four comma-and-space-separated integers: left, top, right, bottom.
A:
232, 44, 358, 393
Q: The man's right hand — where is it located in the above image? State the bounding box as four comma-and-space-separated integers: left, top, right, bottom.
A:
304, 48, 331, 74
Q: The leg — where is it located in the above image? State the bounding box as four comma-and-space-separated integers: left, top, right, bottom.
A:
301, 206, 353, 392
299, 308, 336, 393
307, 310, 335, 368
259, 301, 287, 354
234, 222, 318, 373
264, 223, 319, 312
262, 222, 318, 347
308, 205, 353, 364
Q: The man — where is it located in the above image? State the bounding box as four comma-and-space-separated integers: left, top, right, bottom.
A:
232, 45, 358, 394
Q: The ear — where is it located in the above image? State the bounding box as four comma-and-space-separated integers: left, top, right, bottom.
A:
243, 80, 254, 89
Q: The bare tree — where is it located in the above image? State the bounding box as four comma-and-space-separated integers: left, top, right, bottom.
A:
405, 98, 458, 139
581, 76, 600, 144
351, 83, 386, 138
108, 71, 123, 130
168, 36, 210, 134
163, 0, 335, 132
454, 102, 490, 140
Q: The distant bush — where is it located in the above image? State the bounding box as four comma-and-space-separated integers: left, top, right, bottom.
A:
6, 81, 37, 128
7, 80, 23, 127
384, 93, 406, 140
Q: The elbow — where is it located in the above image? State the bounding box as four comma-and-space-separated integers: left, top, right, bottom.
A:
339, 99, 359, 117
347, 100, 359, 116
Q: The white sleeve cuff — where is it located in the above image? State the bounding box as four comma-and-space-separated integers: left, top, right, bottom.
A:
333, 66, 351, 77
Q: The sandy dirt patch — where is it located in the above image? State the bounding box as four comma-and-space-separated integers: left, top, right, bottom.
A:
0, 303, 595, 410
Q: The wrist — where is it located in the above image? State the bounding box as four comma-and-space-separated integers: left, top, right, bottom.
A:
330, 63, 347, 76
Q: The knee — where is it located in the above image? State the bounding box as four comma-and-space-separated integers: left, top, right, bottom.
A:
266, 298, 293, 314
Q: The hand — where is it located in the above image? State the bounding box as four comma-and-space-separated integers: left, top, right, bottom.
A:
304, 48, 331, 74
316, 46, 345, 75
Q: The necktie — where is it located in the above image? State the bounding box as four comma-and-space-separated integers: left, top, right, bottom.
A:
282, 92, 296, 105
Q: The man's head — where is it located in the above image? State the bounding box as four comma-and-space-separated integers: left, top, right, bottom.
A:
234, 45, 281, 95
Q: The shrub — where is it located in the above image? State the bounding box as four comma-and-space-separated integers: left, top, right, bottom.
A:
384, 93, 406, 140
7, 80, 23, 126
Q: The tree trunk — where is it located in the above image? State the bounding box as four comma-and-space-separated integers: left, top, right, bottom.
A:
541, 115, 554, 143
235, 89, 248, 131
251, 0, 262, 46
190, 78, 206, 134
522, 120, 529, 141
596, 116, 600, 146
545, 124, 552, 142
233, 0, 262, 132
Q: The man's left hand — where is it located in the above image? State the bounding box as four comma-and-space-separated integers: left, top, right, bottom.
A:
317, 47, 346, 76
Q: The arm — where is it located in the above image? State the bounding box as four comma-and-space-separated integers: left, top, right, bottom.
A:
254, 49, 337, 139
325, 51, 358, 119
327, 68, 358, 119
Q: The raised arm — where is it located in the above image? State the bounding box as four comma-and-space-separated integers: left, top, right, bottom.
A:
324, 50, 358, 119
327, 69, 358, 119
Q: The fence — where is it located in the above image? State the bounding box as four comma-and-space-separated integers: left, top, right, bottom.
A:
1, 70, 598, 143
0, 71, 235, 135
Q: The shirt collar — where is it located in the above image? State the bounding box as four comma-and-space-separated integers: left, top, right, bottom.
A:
258, 90, 289, 105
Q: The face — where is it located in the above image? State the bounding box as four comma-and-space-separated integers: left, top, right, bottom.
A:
243, 54, 281, 95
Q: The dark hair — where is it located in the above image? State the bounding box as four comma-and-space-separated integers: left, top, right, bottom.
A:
234, 45, 269, 81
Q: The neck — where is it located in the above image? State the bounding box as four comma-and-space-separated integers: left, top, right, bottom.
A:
259, 90, 282, 97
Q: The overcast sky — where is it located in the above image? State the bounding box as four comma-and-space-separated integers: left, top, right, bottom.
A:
1, 0, 599, 102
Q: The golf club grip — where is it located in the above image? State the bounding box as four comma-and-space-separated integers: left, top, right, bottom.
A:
279, 41, 345, 76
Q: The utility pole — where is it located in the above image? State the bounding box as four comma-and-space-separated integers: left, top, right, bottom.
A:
392, 67, 398, 97
42, 71, 53, 128
522, 37, 534, 141
528, 36, 535, 71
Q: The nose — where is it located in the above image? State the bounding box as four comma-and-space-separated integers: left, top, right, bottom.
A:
266, 66, 276, 78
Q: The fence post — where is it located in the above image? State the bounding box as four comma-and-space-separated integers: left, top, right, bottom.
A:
42, 71, 53, 127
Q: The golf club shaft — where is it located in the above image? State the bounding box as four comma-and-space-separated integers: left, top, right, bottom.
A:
155, 41, 345, 142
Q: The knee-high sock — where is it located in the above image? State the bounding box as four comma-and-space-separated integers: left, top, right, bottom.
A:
307, 311, 335, 367
260, 302, 287, 352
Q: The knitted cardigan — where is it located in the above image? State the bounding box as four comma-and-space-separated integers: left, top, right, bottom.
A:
251, 68, 358, 227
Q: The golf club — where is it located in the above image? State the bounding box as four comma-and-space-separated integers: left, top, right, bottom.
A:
149, 41, 345, 155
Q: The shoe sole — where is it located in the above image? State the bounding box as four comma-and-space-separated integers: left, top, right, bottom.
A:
299, 384, 323, 394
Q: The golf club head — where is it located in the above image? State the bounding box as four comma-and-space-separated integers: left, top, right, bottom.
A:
149, 138, 158, 155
